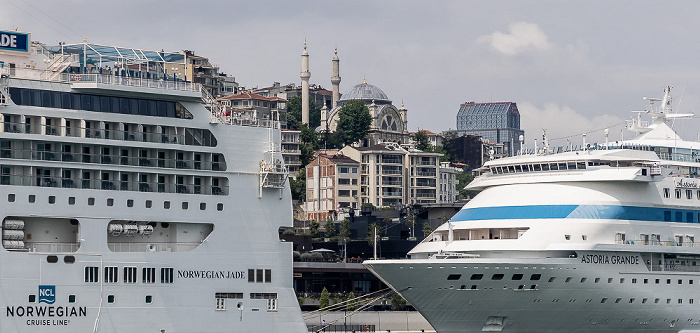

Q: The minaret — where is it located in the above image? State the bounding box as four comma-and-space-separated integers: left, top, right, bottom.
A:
300, 41, 311, 125
331, 46, 341, 109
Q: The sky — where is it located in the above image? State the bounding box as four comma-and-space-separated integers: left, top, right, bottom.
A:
4, 0, 700, 150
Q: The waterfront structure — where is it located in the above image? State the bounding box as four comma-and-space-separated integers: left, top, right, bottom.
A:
367, 86, 700, 333
456, 101, 524, 156
305, 153, 360, 221
438, 162, 460, 203
0, 30, 305, 332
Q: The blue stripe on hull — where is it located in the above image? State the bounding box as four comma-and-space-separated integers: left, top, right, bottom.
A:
451, 205, 697, 223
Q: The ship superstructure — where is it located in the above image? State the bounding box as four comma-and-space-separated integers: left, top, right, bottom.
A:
365, 86, 700, 332
0, 30, 305, 332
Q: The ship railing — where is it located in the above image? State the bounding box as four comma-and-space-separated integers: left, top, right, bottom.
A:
3, 67, 200, 93
615, 239, 696, 247
0, 146, 227, 173
26, 242, 80, 253
108, 242, 200, 253
0, 173, 229, 196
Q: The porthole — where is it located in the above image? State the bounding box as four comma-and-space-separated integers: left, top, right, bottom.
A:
28, 195, 35, 203
164, 201, 170, 209
127, 199, 134, 207
146, 295, 153, 304
182, 202, 188, 210
108, 295, 115, 303
200, 202, 206, 210
145, 200, 152, 208
68, 197, 75, 205
63, 256, 75, 264
69, 295, 76, 303
8, 194, 15, 202
217, 203, 224, 211
46, 255, 58, 263
88, 197, 95, 206
48, 196, 55, 204
107, 198, 114, 206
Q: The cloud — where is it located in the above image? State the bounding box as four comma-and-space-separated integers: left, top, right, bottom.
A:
518, 102, 626, 149
478, 22, 552, 56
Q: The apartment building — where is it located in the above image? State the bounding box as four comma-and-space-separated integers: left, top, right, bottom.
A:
305, 153, 360, 221
281, 129, 302, 177
438, 162, 461, 203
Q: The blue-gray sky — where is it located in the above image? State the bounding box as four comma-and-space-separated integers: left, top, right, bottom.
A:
4, 1, 700, 148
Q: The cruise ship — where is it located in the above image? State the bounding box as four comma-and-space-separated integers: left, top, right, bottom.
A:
365, 87, 700, 332
0, 30, 306, 332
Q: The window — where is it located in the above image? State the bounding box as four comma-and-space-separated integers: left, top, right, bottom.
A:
84, 266, 99, 282
146, 200, 152, 208
146, 295, 153, 304
663, 188, 670, 198
217, 203, 224, 211
127, 199, 134, 208
107, 295, 115, 303
164, 201, 170, 209
548, 277, 556, 282
47, 255, 58, 263
182, 202, 188, 210
470, 274, 483, 280
265, 269, 271, 283
161, 268, 174, 283
29, 295, 36, 303
143, 267, 156, 283
200, 202, 206, 210
8, 194, 15, 202
88, 197, 95, 206
28, 194, 35, 203
530, 274, 541, 281
491, 274, 504, 280
68, 295, 76, 303
687, 190, 693, 199
512, 274, 523, 280
107, 198, 114, 206
124, 267, 137, 283
105, 266, 118, 283
256, 269, 263, 282
248, 269, 255, 282
565, 277, 572, 283
447, 274, 462, 281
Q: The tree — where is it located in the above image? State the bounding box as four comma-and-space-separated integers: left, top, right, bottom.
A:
440, 130, 459, 162
309, 220, 320, 238
423, 221, 433, 237
413, 130, 432, 151
367, 222, 382, 246
347, 291, 358, 311
286, 95, 321, 130
289, 168, 306, 201
299, 123, 320, 166
324, 220, 336, 238
339, 219, 351, 241
457, 171, 480, 199
336, 100, 371, 146
390, 294, 407, 311
319, 287, 330, 309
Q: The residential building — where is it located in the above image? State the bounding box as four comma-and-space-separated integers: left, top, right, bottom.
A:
341, 143, 441, 207
305, 153, 360, 221
438, 162, 461, 203
281, 129, 302, 177
456, 102, 524, 156
217, 91, 288, 128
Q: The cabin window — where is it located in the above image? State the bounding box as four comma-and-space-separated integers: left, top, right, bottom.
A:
512, 274, 523, 280
143, 268, 156, 283
105, 267, 118, 283
84, 266, 99, 282
161, 268, 174, 283
687, 190, 693, 199
470, 274, 483, 280
676, 189, 682, 199
663, 188, 670, 198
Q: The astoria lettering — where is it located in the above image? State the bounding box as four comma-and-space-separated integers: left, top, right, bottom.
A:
580, 254, 639, 265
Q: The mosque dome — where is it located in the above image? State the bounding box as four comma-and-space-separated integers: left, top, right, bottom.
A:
338, 81, 391, 104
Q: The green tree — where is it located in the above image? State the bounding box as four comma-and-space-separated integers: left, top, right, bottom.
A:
289, 167, 306, 201
309, 220, 320, 238
440, 130, 459, 162
298, 296, 305, 307
299, 123, 320, 166
367, 222, 382, 246
423, 221, 433, 237
347, 291, 358, 311
339, 219, 351, 241
319, 287, 330, 309
324, 220, 336, 238
457, 171, 480, 199
336, 100, 371, 146
390, 294, 407, 311
286, 95, 321, 130
413, 130, 432, 151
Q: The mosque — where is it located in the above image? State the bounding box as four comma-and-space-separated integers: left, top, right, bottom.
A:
300, 43, 410, 147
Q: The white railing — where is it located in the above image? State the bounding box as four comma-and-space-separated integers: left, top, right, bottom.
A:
26, 242, 80, 253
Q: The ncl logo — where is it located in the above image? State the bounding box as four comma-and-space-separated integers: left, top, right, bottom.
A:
38, 285, 55, 304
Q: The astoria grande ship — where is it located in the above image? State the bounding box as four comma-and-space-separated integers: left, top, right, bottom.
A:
366, 87, 700, 332
0, 30, 306, 332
